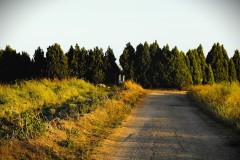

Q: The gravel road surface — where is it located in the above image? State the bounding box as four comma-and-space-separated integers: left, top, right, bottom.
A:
93, 91, 240, 160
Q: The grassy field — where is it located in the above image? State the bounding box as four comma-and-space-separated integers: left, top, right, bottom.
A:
189, 82, 240, 130
0, 79, 146, 159
0, 78, 99, 117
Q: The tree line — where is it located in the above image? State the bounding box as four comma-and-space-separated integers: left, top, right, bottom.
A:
120, 42, 240, 88
0, 42, 239, 88
0, 44, 120, 84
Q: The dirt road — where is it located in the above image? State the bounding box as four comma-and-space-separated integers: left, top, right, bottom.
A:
93, 91, 240, 160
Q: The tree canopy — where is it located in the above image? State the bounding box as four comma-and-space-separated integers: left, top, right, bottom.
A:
119, 43, 135, 80
206, 43, 229, 82
46, 43, 68, 79
0, 42, 239, 88
232, 50, 240, 81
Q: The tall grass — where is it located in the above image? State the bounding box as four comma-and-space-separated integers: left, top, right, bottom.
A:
0, 78, 98, 118
0, 78, 110, 140
0, 79, 146, 159
189, 82, 240, 129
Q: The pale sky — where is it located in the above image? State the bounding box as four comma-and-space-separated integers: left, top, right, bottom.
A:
0, 0, 240, 60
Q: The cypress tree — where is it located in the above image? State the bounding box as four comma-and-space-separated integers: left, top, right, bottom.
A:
66, 45, 74, 76
134, 43, 144, 84
46, 43, 68, 79
66, 44, 79, 77
119, 42, 135, 80
77, 46, 88, 79
33, 47, 46, 78
197, 45, 207, 84
206, 43, 229, 82
0, 45, 18, 82
169, 47, 192, 89
0, 46, 33, 82
186, 49, 201, 85
158, 45, 192, 88
104, 47, 120, 84
149, 41, 161, 88
205, 64, 215, 85
19, 52, 32, 79
134, 42, 151, 87
228, 59, 237, 82
185, 54, 191, 70
159, 44, 171, 87
66, 46, 74, 64
87, 47, 105, 84
186, 45, 207, 85
232, 50, 240, 81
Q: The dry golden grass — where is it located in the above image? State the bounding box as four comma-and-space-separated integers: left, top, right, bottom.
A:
189, 82, 240, 129
0, 80, 146, 159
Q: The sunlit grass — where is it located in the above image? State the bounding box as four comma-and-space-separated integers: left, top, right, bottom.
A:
0, 79, 146, 159
189, 82, 240, 129
0, 78, 98, 118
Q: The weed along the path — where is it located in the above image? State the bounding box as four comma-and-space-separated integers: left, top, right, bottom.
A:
0, 79, 146, 159
189, 82, 240, 130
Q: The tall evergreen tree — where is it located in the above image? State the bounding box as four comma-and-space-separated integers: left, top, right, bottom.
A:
197, 45, 207, 84
149, 41, 159, 59
0, 46, 33, 82
66, 45, 74, 76
87, 47, 105, 83
0, 45, 18, 82
104, 47, 120, 84
119, 43, 135, 80
205, 64, 215, 84
77, 46, 88, 79
149, 41, 161, 88
33, 47, 46, 78
158, 44, 171, 87
157, 45, 192, 88
228, 59, 237, 82
186, 45, 207, 85
66, 45, 79, 77
46, 43, 68, 79
186, 49, 201, 85
134, 42, 151, 87
19, 51, 32, 79
206, 43, 229, 82
185, 54, 191, 70
232, 50, 240, 81
169, 47, 192, 89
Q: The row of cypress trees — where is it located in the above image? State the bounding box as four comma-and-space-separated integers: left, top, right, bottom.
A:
120, 42, 240, 88
0, 42, 239, 88
0, 43, 120, 84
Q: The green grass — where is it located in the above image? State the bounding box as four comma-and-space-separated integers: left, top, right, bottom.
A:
0, 78, 102, 118
0, 79, 146, 159
0, 78, 110, 140
189, 82, 240, 129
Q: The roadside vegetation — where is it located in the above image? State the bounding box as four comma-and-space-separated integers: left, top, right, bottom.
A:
189, 82, 240, 130
0, 79, 145, 159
